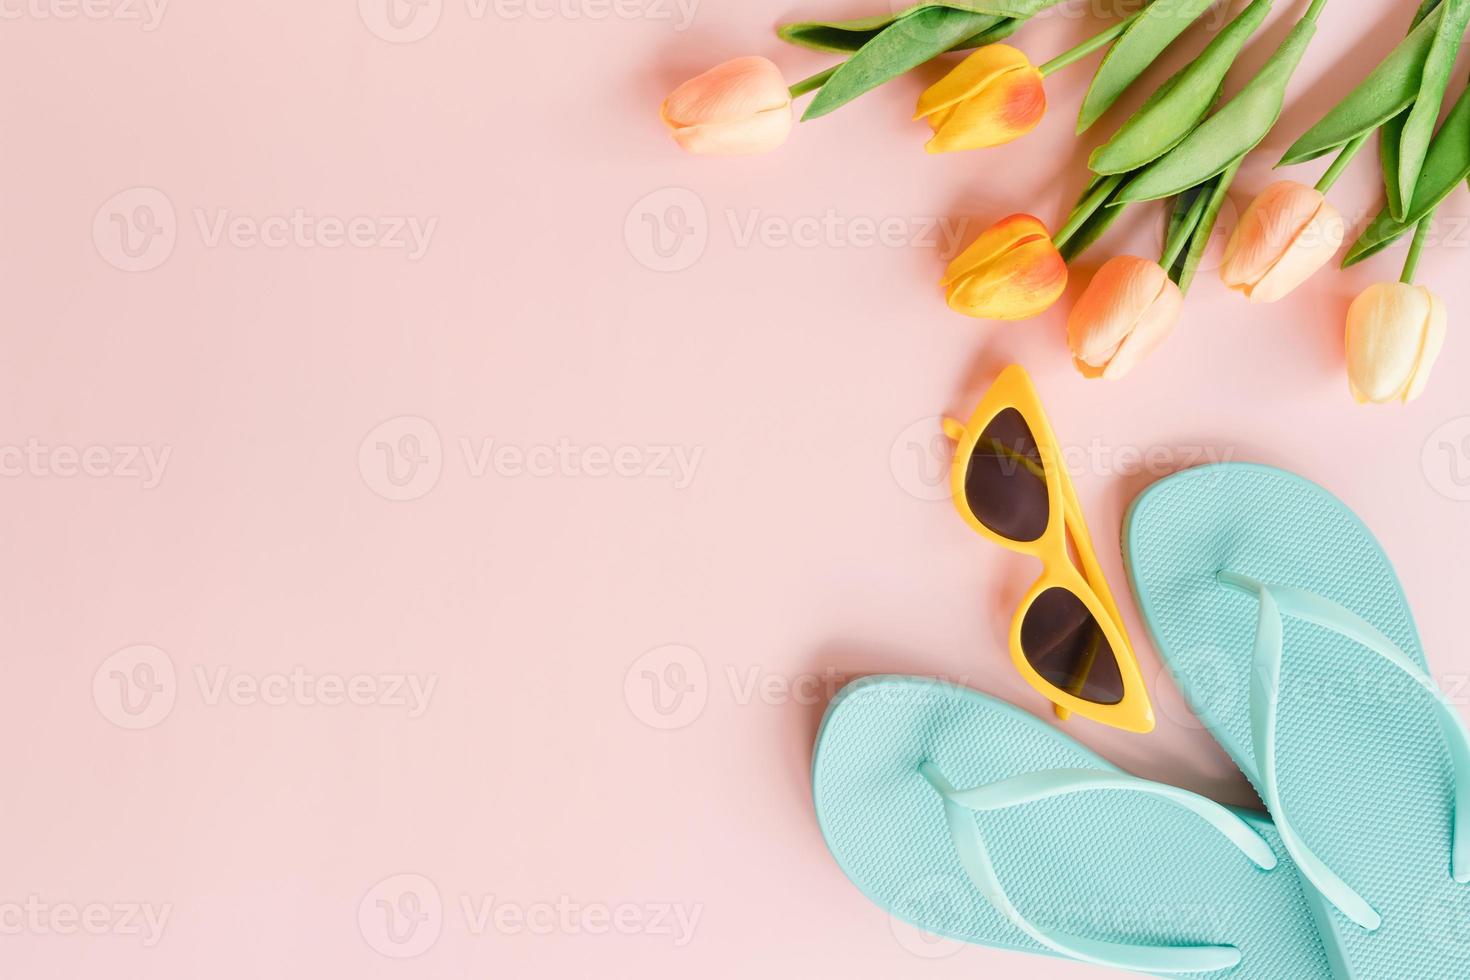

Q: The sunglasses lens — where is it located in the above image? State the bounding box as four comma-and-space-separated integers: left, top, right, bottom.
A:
1020, 588, 1124, 705
963, 408, 1049, 543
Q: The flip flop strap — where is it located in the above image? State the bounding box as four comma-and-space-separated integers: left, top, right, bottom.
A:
921, 762, 1275, 974
1220, 571, 1470, 932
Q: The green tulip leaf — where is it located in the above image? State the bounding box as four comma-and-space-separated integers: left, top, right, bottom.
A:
800, 8, 999, 119
1394, 0, 1470, 214
1089, 0, 1271, 175
1346, 78, 1470, 266
1381, 0, 1445, 217
1077, 0, 1218, 134
778, 0, 1052, 55
1279, 8, 1445, 165
1117, 16, 1316, 204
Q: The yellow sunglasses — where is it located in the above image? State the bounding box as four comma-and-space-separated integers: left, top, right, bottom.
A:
943, 364, 1155, 734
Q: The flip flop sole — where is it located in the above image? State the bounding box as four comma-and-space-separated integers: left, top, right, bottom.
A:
1125, 462, 1470, 977
812, 675, 1336, 977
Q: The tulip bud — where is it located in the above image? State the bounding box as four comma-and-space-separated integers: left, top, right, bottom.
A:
943, 214, 1068, 320
1345, 282, 1446, 404
915, 45, 1047, 153
1067, 256, 1183, 380
1220, 180, 1344, 303
661, 56, 793, 156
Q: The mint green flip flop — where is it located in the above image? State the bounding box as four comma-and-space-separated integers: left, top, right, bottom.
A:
1125, 463, 1470, 978
812, 676, 1339, 976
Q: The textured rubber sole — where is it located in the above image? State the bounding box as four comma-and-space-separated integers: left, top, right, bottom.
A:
812, 675, 1336, 977
1125, 463, 1470, 978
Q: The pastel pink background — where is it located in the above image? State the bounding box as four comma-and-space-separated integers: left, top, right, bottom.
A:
3, 0, 1469, 976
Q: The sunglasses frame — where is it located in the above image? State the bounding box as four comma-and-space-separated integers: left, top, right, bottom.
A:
944, 364, 1155, 734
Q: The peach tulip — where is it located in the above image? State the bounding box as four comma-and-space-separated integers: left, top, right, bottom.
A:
1345, 282, 1446, 404
1067, 256, 1183, 380
915, 45, 1047, 153
1220, 180, 1344, 302
943, 214, 1068, 320
661, 56, 793, 155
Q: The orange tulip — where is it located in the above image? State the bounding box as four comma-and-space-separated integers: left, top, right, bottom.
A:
1345, 282, 1446, 404
943, 214, 1068, 320
1220, 180, 1344, 303
661, 56, 793, 156
915, 45, 1047, 153
1067, 256, 1183, 380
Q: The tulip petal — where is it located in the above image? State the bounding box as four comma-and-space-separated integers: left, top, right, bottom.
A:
915, 44, 1034, 120
1067, 256, 1173, 374
945, 238, 1067, 320
1402, 288, 1447, 402
1345, 282, 1437, 404
1100, 277, 1183, 379
942, 214, 1051, 288
1221, 181, 1343, 303
668, 104, 794, 155
924, 67, 1046, 153
661, 56, 793, 155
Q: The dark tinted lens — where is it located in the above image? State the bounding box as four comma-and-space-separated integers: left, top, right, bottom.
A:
963, 408, 1049, 542
1020, 588, 1124, 705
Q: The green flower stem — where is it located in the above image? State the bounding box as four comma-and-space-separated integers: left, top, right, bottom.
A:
1177, 157, 1244, 294
788, 65, 839, 99
1054, 174, 1126, 250
1401, 206, 1435, 283
1161, 190, 1211, 271
1039, 11, 1143, 77
1305, 0, 1330, 21
1315, 131, 1370, 193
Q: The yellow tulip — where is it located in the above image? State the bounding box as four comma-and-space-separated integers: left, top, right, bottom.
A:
661, 56, 793, 156
1345, 282, 1446, 404
943, 214, 1068, 320
1220, 180, 1344, 303
915, 45, 1047, 153
1067, 256, 1183, 380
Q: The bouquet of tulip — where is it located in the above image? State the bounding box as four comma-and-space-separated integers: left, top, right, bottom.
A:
659, 0, 1454, 402
935, 0, 1331, 378
1274, 0, 1465, 403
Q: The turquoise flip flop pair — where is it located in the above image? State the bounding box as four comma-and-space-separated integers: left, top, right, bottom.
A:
813, 463, 1470, 976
